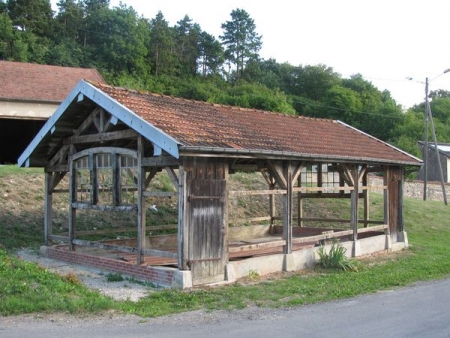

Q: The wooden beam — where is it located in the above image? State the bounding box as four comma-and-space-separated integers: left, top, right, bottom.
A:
74, 107, 102, 135
291, 229, 353, 244
177, 165, 189, 270
231, 164, 259, 172
228, 240, 286, 254
45, 165, 69, 173
229, 189, 287, 196
44, 172, 53, 245
71, 202, 137, 212
63, 129, 139, 145
165, 167, 179, 190
49, 145, 70, 167
350, 166, 359, 240
142, 156, 180, 167
284, 167, 293, 254
293, 186, 355, 193
267, 160, 287, 189
137, 136, 146, 265
143, 191, 176, 197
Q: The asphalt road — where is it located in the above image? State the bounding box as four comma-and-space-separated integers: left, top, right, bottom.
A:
2, 278, 450, 338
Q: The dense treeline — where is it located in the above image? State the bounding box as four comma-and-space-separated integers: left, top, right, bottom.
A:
2, 0, 450, 160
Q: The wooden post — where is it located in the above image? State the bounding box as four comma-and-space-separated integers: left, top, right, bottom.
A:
398, 167, 404, 232
283, 165, 293, 254
44, 171, 53, 245
112, 151, 120, 206
363, 171, 369, 228
269, 180, 276, 230
350, 166, 359, 241
383, 166, 390, 236
137, 137, 146, 265
297, 175, 303, 227
89, 152, 98, 205
68, 157, 77, 251
177, 165, 189, 270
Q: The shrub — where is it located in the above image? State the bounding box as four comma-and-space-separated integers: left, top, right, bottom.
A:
317, 241, 358, 271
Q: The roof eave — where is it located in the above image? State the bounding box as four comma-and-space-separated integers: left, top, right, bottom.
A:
179, 146, 423, 167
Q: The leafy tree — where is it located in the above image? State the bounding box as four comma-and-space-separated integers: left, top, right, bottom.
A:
220, 8, 262, 81
46, 37, 84, 66
211, 82, 296, 115
174, 15, 201, 77
54, 0, 84, 40
341, 74, 404, 140
0, 12, 16, 59
148, 11, 177, 76
6, 0, 53, 37
198, 31, 224, 76
83, 4, 149, 75
83, 0, 109, 12
0, 0, 7, 13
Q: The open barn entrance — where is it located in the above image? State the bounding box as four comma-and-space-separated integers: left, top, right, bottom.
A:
0, 118, 45, 164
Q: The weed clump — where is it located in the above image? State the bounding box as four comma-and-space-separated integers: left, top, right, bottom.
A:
317, 241, 358, 272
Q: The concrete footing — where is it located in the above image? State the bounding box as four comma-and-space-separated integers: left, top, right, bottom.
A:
171, 270, 193, 289
283, 253, 295, 272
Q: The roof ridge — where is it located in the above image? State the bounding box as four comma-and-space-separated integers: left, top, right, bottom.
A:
91, 81, 338, 122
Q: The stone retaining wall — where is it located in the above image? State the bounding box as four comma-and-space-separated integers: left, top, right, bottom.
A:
369, 175, 449, 202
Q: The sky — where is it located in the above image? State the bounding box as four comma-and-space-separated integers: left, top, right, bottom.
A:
52, 0, 450, 109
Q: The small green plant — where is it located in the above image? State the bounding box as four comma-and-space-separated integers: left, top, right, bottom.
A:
248, 269, 260, 280
106, 273, 124, 282
317, 241, 358, 272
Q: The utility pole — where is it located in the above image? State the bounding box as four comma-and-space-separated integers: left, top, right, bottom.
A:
422, 70, 449, 205
423, 78, 429, 201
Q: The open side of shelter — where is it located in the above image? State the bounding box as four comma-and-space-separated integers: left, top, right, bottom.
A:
18, 80, 421, 288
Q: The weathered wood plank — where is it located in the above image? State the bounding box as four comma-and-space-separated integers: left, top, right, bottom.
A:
71, 202, 137, 212
229, 189, 287, 196
64, 129, 138, 145
291, 230, 353, 244
293, 186, 355, 192
142, 156, 180, 167
228, 240, 286, 253
143, 191, 177, 197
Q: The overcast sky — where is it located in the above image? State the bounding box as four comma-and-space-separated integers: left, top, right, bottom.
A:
52, 0, 450, 109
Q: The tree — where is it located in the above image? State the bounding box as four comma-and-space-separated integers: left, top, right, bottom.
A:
148, 11, 177, 76
198, 31, 224, 77
220, 8, 262, 81
83, 4, 149, 75
6, 0, 53, 37
54, 0, 84, 41
174, 15, 201, 77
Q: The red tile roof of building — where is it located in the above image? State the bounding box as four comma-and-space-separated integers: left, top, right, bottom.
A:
0, 61, 104, 103
94, 83, 420, 165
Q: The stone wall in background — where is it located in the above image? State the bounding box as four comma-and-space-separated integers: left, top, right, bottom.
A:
369, 175, 449, 202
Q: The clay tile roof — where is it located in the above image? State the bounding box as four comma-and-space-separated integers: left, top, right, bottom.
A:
92, 83, 420, 165
0, 61, 104, 102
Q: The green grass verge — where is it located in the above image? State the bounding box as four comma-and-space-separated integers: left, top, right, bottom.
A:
1, 196, 450, 317
0, 165, 43, 177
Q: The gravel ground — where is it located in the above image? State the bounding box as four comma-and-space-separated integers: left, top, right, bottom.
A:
15, 248, 152, 302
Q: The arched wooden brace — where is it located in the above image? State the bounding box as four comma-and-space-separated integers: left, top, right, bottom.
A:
267, 160, 304, 254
